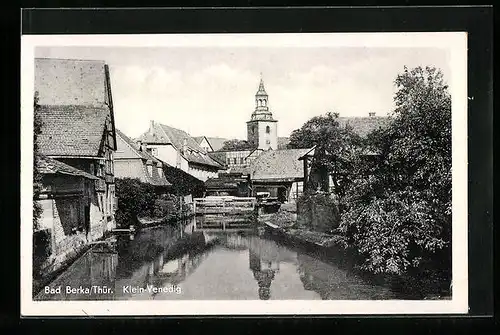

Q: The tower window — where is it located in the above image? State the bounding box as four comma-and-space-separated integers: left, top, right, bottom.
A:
266, 126, 270, 134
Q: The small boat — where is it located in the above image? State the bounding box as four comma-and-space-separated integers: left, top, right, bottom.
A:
111, 225, 136, 234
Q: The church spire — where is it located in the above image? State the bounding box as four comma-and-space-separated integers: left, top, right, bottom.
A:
254, 74, 269, 113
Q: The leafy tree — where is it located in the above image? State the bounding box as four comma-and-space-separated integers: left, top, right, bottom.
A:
340, 66, 452, 289
220, 139, 256, 151
33, 91, 43, 231
114, 178, 157, 226
288, 112, 362, 196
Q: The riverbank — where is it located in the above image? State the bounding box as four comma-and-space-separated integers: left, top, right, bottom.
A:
259, 207, 452, 300
33, 242, 94, 297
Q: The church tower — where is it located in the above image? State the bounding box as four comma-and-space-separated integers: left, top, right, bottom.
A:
246, 75, 278, 150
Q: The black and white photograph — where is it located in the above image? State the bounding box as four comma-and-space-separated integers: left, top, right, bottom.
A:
21, 32, 468, 316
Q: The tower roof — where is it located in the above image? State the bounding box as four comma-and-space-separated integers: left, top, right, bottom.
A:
255, 76, 267, 96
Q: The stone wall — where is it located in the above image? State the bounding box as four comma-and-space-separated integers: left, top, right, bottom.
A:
34, 198, 88, 280
297, 193, 340, 232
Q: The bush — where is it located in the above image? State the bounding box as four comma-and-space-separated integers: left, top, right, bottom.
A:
152, 198, 177, 219
115, 178, 160, 226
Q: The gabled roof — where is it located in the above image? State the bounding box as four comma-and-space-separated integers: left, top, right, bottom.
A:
37, 105, 109, 157
38, 155, 99, 180
35, 58, 108, 107
139, 122, 200, 150
138, 122, 222, 168
337, 116, 390, 137
277, 137, 290, 149
249, 148, 313, 182
115, 129, 171, 187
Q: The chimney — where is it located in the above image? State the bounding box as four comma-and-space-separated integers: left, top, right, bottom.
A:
182, 138, 188, 155
369, 112, 376, 117
146, 159, 153, 176
149, 120, 155, 134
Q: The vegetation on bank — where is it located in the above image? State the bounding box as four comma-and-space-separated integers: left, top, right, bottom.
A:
115, 178, 192, 228
287, 66, 452, 291
33, 91, 43, 231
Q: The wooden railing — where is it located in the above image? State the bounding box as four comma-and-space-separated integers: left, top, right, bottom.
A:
192, 197, 257, 230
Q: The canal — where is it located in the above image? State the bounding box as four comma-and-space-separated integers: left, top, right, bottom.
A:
35, 218, 402, 301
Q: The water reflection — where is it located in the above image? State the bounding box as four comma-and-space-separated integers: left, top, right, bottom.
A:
296, 253, 396, 300
36, 219, 401, 301
249, 250, 276, 300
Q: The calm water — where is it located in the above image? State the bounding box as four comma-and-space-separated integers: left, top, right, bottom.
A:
35, 218, 399, 301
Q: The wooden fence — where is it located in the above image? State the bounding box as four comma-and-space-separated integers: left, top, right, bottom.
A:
193, 196, 257, 230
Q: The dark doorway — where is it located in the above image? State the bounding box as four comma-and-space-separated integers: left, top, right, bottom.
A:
277, 187, 287, 203
84, 204, 90, 239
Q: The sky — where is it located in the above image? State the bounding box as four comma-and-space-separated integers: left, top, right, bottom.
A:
35, 46, 450, 140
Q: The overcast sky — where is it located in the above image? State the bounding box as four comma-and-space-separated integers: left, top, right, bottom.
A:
35, 46, 450, 140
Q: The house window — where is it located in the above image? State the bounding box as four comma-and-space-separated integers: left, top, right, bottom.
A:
233, 158, 237, 165
240, 157, 244, 165
266, 126, 270, 134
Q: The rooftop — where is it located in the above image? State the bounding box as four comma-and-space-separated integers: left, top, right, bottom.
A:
193, 136, 229, 152
38, 155, 99, 180
115, 129, 171, 187
337, 115, 390, 137
37, 105, 110, 157
35, 58, 109, 107
138, 122, 223, 169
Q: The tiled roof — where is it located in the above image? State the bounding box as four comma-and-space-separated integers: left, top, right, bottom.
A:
207, 151, 227, 166
337, 116, 390, 137
37, 155, 99, 180
185, 151, 223, 168
115, 129, 171, 187
141, 162, 171, 187
249, 148, 312, 182
35, 58, 108, 107
37, 105, 109, 157
138, 122, 222, 168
